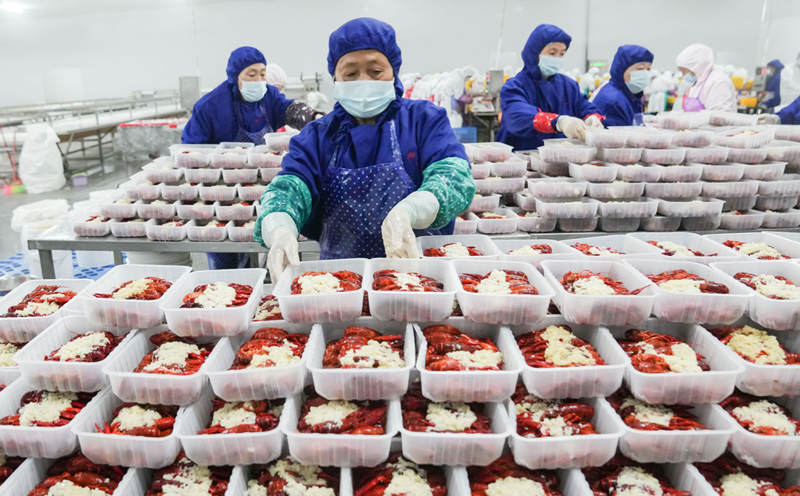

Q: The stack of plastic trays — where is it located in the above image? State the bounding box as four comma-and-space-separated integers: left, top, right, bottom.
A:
562, 234, 661, 261
454, 211, 479, 234
627, 232, 740, 264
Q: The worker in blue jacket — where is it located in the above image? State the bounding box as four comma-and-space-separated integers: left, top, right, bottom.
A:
254, 17, 475, 282
763, 59, 784, 111
497, 24, 605, 150
182, 46, 319, 270
776, 95, 800, 124
592, 45, 654, 127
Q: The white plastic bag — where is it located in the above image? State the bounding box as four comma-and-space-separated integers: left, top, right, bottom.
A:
11, 199, 70, 232
18, 123, 65, 194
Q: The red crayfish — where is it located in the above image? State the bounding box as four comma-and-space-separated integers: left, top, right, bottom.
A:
2, 285, 77, 317
695, 453, 800, 496
297, 389, 386, 435
571, 242, 624, 256
509, 243, 553, 255
28, 453, 125, 495
423, 242, 483, 257
618, 329, 709, 373
181, 282, 253, 308
709, 326, 800, 365
516, 325, 605, 368
647, 269, 729, 293
0, 390, 94, 427
647, 240, 713, 257
230, 327, 308, 369
607, 388, 706, 431
512, 384, 597, 437
401, 384, 491, 433
44, 331, 123, 362
354, 452, 446, 496
423, 324, 502, 371
133, 331, 212, 375
245, 457, 339, 494
584, 455, 690, 496
323, 326, 403, 369
252, 294, 282, 321
96, 403, 177, 437
469, 455, 562, 496
197, 398, 281, 434
146, 452, 230, 496
723, 240, 789, 260
0, 457, 22, 485
720, 392, 800, 436
560, 271, 644, 295
734, 272, 796, 299
290, 270, 362, 294
371, 270, 443, 292
93, 277, 172, 300
460, 269, 538, 294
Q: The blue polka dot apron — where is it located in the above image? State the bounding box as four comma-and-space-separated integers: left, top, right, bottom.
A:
233, 98, 273, 145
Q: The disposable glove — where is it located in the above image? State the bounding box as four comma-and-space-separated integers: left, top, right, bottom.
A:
585, 115, 604, 128
381, 190, 439, 258
555, 115, 587, 141
757, 114, 781, 125
261, 212, 300, 283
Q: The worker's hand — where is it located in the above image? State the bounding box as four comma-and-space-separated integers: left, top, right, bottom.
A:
555, 115, 587, 141
262, 212, 300, 284
585, 115, 604, 128
381, 191, 439, 258
757, 114, 781, 125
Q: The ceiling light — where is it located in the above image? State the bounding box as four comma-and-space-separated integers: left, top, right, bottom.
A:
0, 2, 26, 13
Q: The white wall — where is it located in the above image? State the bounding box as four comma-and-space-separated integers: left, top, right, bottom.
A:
0, 0, 796, 108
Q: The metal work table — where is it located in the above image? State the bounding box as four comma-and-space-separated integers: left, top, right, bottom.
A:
26, 228, 800, 279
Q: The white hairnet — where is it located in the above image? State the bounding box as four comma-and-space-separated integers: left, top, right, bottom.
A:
676, 43, 714, 79
265, 63, 288, 89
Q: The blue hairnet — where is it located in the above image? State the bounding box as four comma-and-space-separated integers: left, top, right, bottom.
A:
610, 45, 654, 87
768, 59, 785, 71
226, 46, 267, 85
521, 24, 572, 69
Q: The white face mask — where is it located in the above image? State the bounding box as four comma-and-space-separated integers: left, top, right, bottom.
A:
240, 80, 267, 102
333, 80, 396, 118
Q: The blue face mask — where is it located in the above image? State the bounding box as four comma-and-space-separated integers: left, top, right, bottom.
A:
626, 69, 652, 94
333, 80, 396, 118
240, 80, 267, 102
539, 55, 564, 77
684, 73, 697, 85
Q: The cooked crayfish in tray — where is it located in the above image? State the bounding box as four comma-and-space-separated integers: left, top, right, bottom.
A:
512, 383, 597, 437
583, 454, 689, 496
516, 324, 605, 368
0, 456, 22, 485
2, 285, 78, 318
145, 452, 231, 496
733, 272, 800, 300
297, 389, 386, 435
0, 390, 95, 427
180, 282, 253, 308
695, 453, 800, 496
198, 397, 283, 434
229, 327, 308, 369
133, 331, 213, 375
252, 294, 282, 321
401, 385, 491, 433
709, 325, 800, 365
646, 269, 729, 294
93, 277, 173, 300
722, 240, 789, 260
469, 454, 563, 496
648, 240, 715, 257
44, 331, 125, 362
291, 271, 362, 294
423, 324, 503, 371
507, 243, 553, 256
353, 452, 446, 496
371, 270, 443, 292
423, 242, 483, 257
0, 341, 24, 367
617, 329, 709, 373
323, 326, 404, 369
571, 242, 624, 257
607, 388, 706, 431
459, 269, 538, 294
560, 271, 645, 295
720, 392, 800, 436
245, 457, 339, 495
27, 452, 125, 496
96, 403, 178, 437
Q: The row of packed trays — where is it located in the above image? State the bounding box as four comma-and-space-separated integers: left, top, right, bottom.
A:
73, 217, 255, 241
118, 180, 273, 201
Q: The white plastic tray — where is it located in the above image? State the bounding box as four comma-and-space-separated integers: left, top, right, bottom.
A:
0, 279, 91, 342
510, 208, 557, 233
205, 322, 316, 401
79, 264, 191, 330
701, 180, 759, 198
645, 182, 703, 200
683, 214, 722, 231
0, 459, 141, 496
721, 196, 757, 212
109, 218, 147, 237
215, 201, 254, 222
659, 163, 705, 182
183, 167, 220, 184
641, 216, 681, 231
714, 128, 775, 149
490, 158, 528, 178
273, 259, 366, 322
627, 232, 740, 263
236, 183, 267, 202
415, 321, 522, 402
474, 177, 526, 194
170, 144, 215, 168
540, 260, 655, 326
540, 139, 596, 163
727, 146, 769, 164
135, 199, 175, 220
586, 128, 628, 148
159, 183, 198, 202
535, 198, 598, 219
641, 148, 687, 165
720, 210, 765, 230
145, 218, 188, 241
617, 164, 663, 182
198, 183, 237, 202
417, 234, 501, 259
596, 148, 643, 164
763, 209, 800, 228
586, 181, 644, 200
599, 217, 641, 232
564, 234, 662, 260
160, 268, 266, 337
757, 195, 800, 211
248, 145, 284, 167
454, 213, 478, 234
475, 208, 519, 234
701, 163, 745, 182
101, 200, 137, 219
221, 168, 258, 184
558, 217, 599, 232
451, 259, 554, 325
527, 177, 587, 200
308, 320, 414, 400
706, 232, 800, 259
211, 150, 248, 169
260, 167, 281, 182
228, 221, 255, 242
743, 161, 787, 181
671, 129, 715, 148
72, 217, 111, 237
364, 259, 457, 322
625, 128, 674, 149
684, 146, 730, 164
102, 326, 219, 406
593, 199, 659, 218
175, 200, 217, 220
187, 219, 230, 241
468, 193, 501, 212
766, 141, 800, 162
657, 198, 724, 218
495, 239, 581, 267
122, 181, 160, 201
568, 162, 619, 183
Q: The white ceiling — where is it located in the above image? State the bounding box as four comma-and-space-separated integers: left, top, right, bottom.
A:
0, 0, 237, 18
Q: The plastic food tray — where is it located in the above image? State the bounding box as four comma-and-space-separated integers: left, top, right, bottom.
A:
721, 196, 757, 212
701, 180, 759, 198
616, 164, 663, 183
159, 183, 198, 202
658, 164, 704, 182
273, 258, 366, 322
742, 161, 787, 181
102, 326, 218, 406
625, 129, 673, 149
508, 397, 622, 470
568, 162, 619, 183
564, 234, 661, 260
308, 320, 414, 400
400, 400, 509, 466
715, 396, 800, 468
417, 234, 501, 260
236, 183, 267, 202
72, 217, 110, 237
626, 260, 750, 324
122, 181, 160, 201
183, 167, 221, 184
701, 163, 745, 182
627, 232, 740, 263
474, 208, 519, 234
0, 366, 20, 388
160, 269, 265, 337
221, 168, 258, 185
509, 209, 557, 233
260, 167, 281, 183
185, 220, 228, 241
215, 202, 254, 222
527, 178, 588, 199
761, 209, 800, 228
174, 200, 215, 220
593, 199, 658, 218
513, 191, 537, 210
474, 177, 526, 194
204, 322, 316, 401
100, 200, 137, 219
709, 111, 758, 127
698, 317, 800, 397
0, 279, 91, 342
558, 217, 599, 232
714, 128, 775, 149
766, 141, 800, 162
652, 111, 710, 130
707, 231, 800, 259
0, 379, 102, 458
14, 316, 134, 391
671, 129, 715, 148
109, 218, 147, 238
599, 217, 640, 232
211, 150, 248, 169
415, 321, 521, 402
227, 221, 255, 242
247, 145, 283, 168
454, 213, 478, 234
773, 125, 800, 141
451, 260, 554, 325
495, 239, 580, 266
641, 148, 686, 165
601, 319, 743, 404
586, 129, 627, 148
490, 158, 527, 178
683, 215, 722, 231
464, 142, 514, 163
541, 260, 655, 326
540, 139, 596, 163
170, 144, 215, 168
145, 219, 188, 241
645, 182, 703, 200
198, 183, 237, 202
657, 198, 724, 217
468, 193, 501, 212
143, 161, 183, 184
283, 393, 399, 467
135, 200, 175, 219
720, 210, 764, 229
641, 215, 682, 231
726, 146, 769, 164
609, 400, 734, 463
586, 181, 644, 200
535, 198, 598, 219
756, 195, 800, 211
510, 319, 625, 398
684, 146, 730, 164
596, 147, 643, 164
471, 162, 490, 180
535, 159, 571, 176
